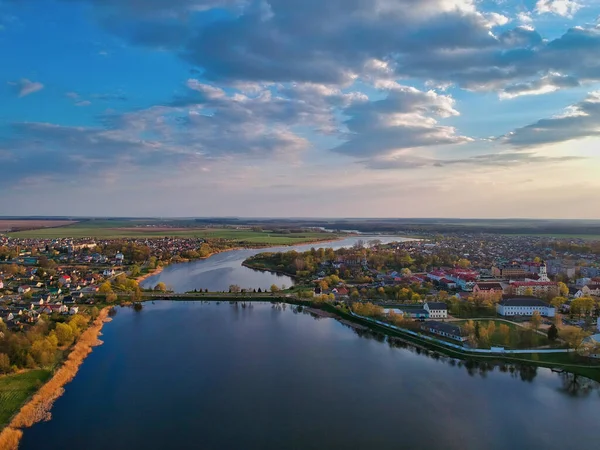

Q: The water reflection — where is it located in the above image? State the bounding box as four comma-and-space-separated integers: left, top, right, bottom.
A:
296, 305, 600, 395
559, 373, 600, 397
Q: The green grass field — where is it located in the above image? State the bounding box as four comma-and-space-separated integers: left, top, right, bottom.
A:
0, 370, 52, 428
8, 222, 340, 244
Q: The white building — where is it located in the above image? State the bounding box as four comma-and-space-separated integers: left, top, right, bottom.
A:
103, 268, 115, 277
424, 302, 448, 319
496, 297, 555, 317
582, 284, 600, 297
537, 262, 550, 282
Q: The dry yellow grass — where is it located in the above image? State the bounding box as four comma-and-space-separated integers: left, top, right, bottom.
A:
0, 308, 111, 449
0, 427, 22, 450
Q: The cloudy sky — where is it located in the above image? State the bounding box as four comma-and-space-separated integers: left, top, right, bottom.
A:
1, 0, 599, 218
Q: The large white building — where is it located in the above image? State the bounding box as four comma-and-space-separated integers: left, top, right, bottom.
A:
496, 297, 555, 317
424, 302, 448, 319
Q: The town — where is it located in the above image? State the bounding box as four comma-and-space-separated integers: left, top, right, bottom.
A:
244, 234, 600, 356
2, 231, 600, 376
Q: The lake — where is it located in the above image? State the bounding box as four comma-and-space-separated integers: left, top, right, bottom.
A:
140, 235, 410, 293
20, 302, 600, 450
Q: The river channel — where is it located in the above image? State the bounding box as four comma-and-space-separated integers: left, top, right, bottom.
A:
20, 302, 600, 450
141, 235, 410, 292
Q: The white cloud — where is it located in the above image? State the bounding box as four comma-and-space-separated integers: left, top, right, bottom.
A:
517, 12, 533, 24
535, 0, 581, 18
9, 78, 44, 97
499, 73, 580, 99
503, 91, 600, 147
333, 85, 472, 158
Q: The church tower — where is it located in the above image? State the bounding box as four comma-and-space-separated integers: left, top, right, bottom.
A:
538, 261, 550, 282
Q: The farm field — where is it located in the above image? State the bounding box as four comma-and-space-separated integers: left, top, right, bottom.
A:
7, 222, 341, 244
0, 370, 52, 429
0, 220, 77, 232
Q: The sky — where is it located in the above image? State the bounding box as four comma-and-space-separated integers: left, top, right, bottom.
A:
1, 0, 600, 219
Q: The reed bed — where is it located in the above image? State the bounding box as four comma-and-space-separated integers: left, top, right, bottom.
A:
0, 308, 112, 449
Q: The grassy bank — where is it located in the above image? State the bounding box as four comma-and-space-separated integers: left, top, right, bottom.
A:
0, 371, 52, 430
317, 303, 600, 381
0, 308, 112, 450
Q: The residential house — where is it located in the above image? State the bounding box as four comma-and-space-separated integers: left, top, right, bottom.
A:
492, 264, 528, 278
424, 302, 448, 319
510, 281, 559, 298
18, 285, 31, 294
473, 282, 505, 301
58, 274, 71, 285
332, 287, 349, 298
399, 308, 429, 319
103, 268, 115, 277
439, 278, 457, 290
421, 321, 468, 342
582, 284, 600, 297
496, 297, 555, 317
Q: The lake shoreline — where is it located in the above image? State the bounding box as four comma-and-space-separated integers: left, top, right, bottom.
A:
240, 261, 298, 279
138, 237, 346, 288
0, 307, 113, 450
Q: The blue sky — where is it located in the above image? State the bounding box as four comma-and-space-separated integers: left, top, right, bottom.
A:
1, 0, 600, 218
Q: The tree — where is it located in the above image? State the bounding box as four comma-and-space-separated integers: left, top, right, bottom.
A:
547, 324, 559, 341
463, 320, 475, 337
106, 292, 118, 303
130, 265, 141, 277
551, 297, 566, 311
487, 321, 496, 337
557, 282, 569, 297
457, 258, 471, 268
559, 326, 589, 351
478, 328, 490, 348
69, 314, 89, 338
90, 307, 100, 320
7, 264, 20, 276
0, 353, 10, 374
270, 284, 280, 293
55, 323, 74, 346
98, 282, 113, 295
474, 321, 481, 339
530, 311, 542, 331
38, 255, 49, 268
571, 297, 595, 318
498, 324, 511, 346
524, 287, 534, 297
154, 282, 167, 292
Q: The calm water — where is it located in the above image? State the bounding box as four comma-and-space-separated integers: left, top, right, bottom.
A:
141, 235, 409, 292
21, 302, 600, 450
